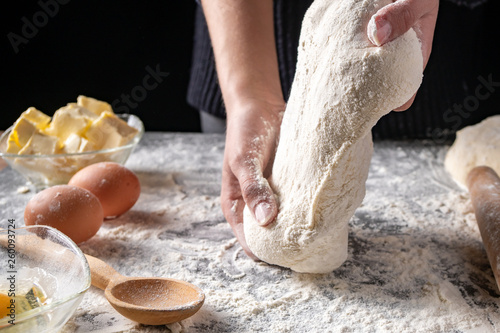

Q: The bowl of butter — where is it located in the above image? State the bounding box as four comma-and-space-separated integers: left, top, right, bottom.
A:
0, 225, 91, 332
0, 96, 144, 190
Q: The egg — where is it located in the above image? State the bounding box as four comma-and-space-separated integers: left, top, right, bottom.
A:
24, 185, 103, 244
69, 162, 141, 218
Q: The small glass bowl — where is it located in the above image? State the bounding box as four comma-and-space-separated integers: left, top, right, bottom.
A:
0, 225, 91, 332
0, 114, 144, 191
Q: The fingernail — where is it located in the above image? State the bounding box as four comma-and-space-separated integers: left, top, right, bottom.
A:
368, 16, 391, 46
255, 202, 272, 226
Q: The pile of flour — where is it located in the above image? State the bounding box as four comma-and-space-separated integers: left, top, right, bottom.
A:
244, 0, 423, 273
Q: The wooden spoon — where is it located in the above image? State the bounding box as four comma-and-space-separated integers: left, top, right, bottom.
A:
84, 254, 205, 325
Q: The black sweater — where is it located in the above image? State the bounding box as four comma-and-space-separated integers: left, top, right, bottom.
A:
187, 0, 499, 141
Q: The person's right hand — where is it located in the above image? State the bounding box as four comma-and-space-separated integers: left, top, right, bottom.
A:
220, 97, 285, 259
200, 0, 287, 258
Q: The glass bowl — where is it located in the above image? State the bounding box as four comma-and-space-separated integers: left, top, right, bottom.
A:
0, 225, 91, 332
0, 114, 144, 191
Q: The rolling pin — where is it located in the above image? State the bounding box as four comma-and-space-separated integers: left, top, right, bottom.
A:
466, 166, 500, 291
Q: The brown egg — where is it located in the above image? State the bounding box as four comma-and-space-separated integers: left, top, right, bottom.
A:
24, 185, 103, 244
69, 162, 141, 218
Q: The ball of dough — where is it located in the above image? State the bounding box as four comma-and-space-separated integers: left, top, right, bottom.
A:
444, 115, 500, 188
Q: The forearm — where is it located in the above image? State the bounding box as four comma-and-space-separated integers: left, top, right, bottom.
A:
200, 0, 284, 114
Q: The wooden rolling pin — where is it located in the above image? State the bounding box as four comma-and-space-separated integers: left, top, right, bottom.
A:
466, 166, 500, 291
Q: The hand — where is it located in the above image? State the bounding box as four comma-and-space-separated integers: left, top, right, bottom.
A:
200, 0, 283, 257
367, 0, 439, 110
220, 98, 285, 259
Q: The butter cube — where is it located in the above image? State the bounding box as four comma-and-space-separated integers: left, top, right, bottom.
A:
79, 138, 97, 152
85, 111, 138, 149
77, 95, 113, 116
6, 117, 37, 154
63, 133, 97, 153
44, 104, 97, 142
6, 108, 52, 154
18, 130, 60, 155
62, 133, 81, 153
22, 107, 51, 129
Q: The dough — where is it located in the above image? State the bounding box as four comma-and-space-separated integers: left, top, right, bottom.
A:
445, 115, 500, 188
243, 0, 423, 273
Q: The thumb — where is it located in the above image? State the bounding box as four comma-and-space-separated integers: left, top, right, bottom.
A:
239, 172, 277, 227
367, 0, 431, 46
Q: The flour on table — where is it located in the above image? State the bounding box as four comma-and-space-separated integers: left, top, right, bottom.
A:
244, 0, 423, 273
444, 115, 500, 187
1, 134, 498, 332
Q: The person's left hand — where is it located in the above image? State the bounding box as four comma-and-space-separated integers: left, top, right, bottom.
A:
367, 0, 439, 110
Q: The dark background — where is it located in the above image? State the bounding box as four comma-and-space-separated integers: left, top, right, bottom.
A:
2, 1, 499, 137
1, 0, 200, 132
